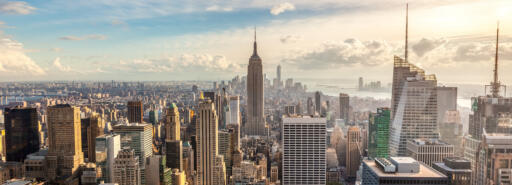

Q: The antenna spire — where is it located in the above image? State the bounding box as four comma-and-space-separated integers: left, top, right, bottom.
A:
405, 3, 409, 62
491, 21, 501, 97
252, 27, 258, 57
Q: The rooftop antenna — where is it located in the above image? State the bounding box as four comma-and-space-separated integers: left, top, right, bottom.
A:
487, 21, 505, 97
405, 3, 409, 62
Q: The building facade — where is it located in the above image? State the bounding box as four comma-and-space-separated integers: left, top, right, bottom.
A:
282, 116, 326, 185
246, 32, 265, 136
4, 107, 39, 162
127, 101, 143, 123
406, 139, 454, 167
368, 108, 390, 159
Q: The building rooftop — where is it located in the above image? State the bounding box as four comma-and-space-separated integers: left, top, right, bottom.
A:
282, 116, 327, 124
364, 159, 447, 178
410, 138, 449, 146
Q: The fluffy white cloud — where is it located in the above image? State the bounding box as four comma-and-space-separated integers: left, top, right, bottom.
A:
270, 2, 295, 15
52, 57, 73, 72
59, 34, 107, 41
0, 1, 35, 15
115, 54, 242, 74
282, 39, 393, 69
0, 37, 45, 76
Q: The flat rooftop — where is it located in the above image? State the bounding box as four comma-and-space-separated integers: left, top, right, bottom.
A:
364, 160, 447, 178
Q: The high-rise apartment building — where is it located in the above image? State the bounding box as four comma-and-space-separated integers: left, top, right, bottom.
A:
246, 30, 265, 136
226, 96, 240, 126
113, 123, 153, 185
282, 116, 326, 185
368, 108, 390, 159
406, 139, 454, 167
196, 100, 226, 185
128, 101, 143, 123
113, 148, 141, 185
339, 93, 349, 121
346, 126, 362, 180
46, 104, 84, 184
4, 107, 39, 162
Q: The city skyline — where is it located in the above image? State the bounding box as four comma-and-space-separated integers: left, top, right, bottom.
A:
0, 0, 510, 84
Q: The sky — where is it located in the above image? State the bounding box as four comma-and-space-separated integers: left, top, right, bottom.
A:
0, 0, 511, 85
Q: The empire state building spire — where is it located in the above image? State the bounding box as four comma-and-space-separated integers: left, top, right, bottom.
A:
252, 27, 259, 58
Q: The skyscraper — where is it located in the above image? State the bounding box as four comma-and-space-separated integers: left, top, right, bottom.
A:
390, 4, 438, 156
113, 123, 153, 185
4, 107, 39, 162
368, 108, 390, 159
339, 93, 349, 121
96, 134, 121, 183
307, 97, 314, 116
128, 101, 143, 123
81, 113, 105, 162
282, 116, 326, 185
277, 65, 281, 83
196, 100, 226, 185
246, 30, 265, 136
346, 126, 362, 180
46, 104, 84, 184
164, 103, 183, 171
315, 91, 321, 115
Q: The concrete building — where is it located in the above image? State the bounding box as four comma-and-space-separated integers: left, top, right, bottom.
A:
406, 139, 454, 167
96, 134, 121, 183
145, 155, 170, 185
282, 116, 326, 185
113, 148, 140, 185
432, 157, 472, 185
226, 96, 240, 126
23, 149, 48, 181
113, 123, 153, 185
4, 107, 39, 162
246, 30, 265, 136
81, 163, 99, 185
362, 157, 448, 185
339, 93, 349, 121
46, 104, 84, 184
307, 97, 314, 116
368, 108, 390, 159
346, 126, 362, 180
127, 101, 143, 123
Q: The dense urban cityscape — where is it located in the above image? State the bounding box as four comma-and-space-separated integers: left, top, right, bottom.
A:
0, 0, 510, 185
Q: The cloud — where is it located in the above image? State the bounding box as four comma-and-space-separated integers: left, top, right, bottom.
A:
50, 47, 62, 52
412, 38, 446, 57
59, 34, 107, 41
280, 35, 302, 44
0, 37, 45, 76
52, 57, 74, 72
270, 2, 295, 15
115, 54, 242, 73
282, 39, 393, 70
205, 5, 233, 12
0, 1, 35, 15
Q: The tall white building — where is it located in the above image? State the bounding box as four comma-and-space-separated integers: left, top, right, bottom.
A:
96, 134, 122, 183
282, 116, 326, 185
227, 96, 240, 126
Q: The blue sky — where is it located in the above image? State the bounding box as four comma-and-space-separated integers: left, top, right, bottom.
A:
0, 0, 511, 83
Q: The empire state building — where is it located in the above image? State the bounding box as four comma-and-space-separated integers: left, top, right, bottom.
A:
246, 30, 265, 136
